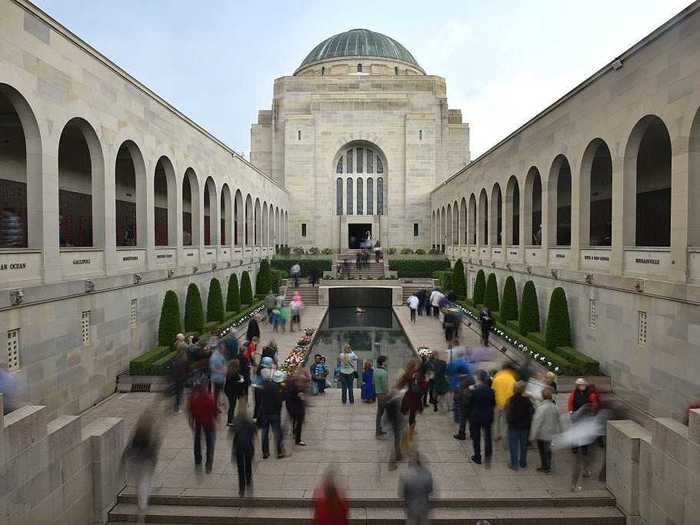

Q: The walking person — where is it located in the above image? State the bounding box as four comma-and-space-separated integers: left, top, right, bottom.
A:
492, 363, 517, 446
290, 262, 301, 288
429, 352, 449, 412
259, 369, 287, 459
453, 375, 475, 440
374, 356, 389, 436
209, 344, 227, 406
530, 387, 561, 473
230, 402, 257, 497
171, 334, 189, 413
506, 381, 534, 470
399, 451, 434, 525
286, 370, 308, 446
224, 359, 246, 426
246, 316, 261, 344
407, 293, 419, 324
264, 292, 276, 323
429, 288, 444, 318
567, 377, 599, 487
361, 359, 376, 403
290, 291, 303, 332
384, 388, 405, 470
469, 370, 495, 466
337, 345, 358, 405
122, 409, 161, 524
398, 359, 428, 436
313, 469, 349, 525
479, 306, 493, 346
188, 382, 217, 473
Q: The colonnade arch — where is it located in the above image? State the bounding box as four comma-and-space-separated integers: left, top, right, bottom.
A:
580, 139, 613, 247
478, 189, 488, 246
490, 184, 502, 246
115, 140, 146, 247
220, 183, 231, 246
154, 156, 177, 247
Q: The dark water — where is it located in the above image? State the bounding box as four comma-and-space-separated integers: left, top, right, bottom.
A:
310, 307, 415, 380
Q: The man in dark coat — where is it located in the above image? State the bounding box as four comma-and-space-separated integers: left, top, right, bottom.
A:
468, 370, 496, 466
231, 402, 257, 496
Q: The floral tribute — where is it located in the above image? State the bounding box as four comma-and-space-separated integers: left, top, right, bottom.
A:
279, 328, 316, 375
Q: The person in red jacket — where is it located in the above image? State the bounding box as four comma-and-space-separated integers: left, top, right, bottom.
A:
567, 378, 599, 415
313, 470, 348, 525
188, 382, 218, 473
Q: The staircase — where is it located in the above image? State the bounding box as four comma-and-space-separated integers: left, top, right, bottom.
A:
284, 282, 319, 305
401, 278, 436, 301
108, 489, 625, 524
336, 249, 387, 278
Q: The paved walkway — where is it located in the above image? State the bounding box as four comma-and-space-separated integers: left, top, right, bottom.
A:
84, 304, 607, 502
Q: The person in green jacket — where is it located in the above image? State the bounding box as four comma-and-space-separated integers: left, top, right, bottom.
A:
374, 355, 389, 436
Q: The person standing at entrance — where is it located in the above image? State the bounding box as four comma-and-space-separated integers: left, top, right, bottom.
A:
337, 345, 358, 404
469, 370, 495, 466
407, 293, 419, 324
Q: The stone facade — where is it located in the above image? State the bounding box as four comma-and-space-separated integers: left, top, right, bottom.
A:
433, 4, 700, 420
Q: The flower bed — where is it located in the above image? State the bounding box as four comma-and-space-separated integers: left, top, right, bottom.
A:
279, 328, 315, 376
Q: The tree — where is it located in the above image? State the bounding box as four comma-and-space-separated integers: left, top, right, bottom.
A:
518, 280, 540, 336
500, 276, 518, 322
240, 271, 253, 305
545, 287, 572, 349
484, 272, 499, 311
158, 290, 182, 347
472, 269, 486, 305
184, 283, 204, 333
255, 259, 272, 296
452, 259, 467, 299
206, 278, 224, 323
226, 273, 241, 313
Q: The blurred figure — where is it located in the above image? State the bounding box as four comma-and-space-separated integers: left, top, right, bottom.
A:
221, 329, 239, 361
505, 381, 534, 470
407, 293, 419, 324
230, 401, 257, 497
254, 356, 274, 420
361, 359, 376, 403
337, 345, 358, 405
290, 291, 303, 332
209, 344, 227, 406
529, 387, 561, 473
286, 370, 308, 446
374, 356, 389, 436
469, 370, 495, 466
398, 359, 428, 434
478, 306, 493, 346
492, 363, 517, 446
290, 262, 301, 288
399, 451, 434, 525
0, 362, 20, 414
246, 316, 261, 343
313, 469, 348, 525
259, 368, 286, 458
122, 409, 161, 523
428, 352, 448, 412
264, 291, 276, 323
188, 382, 217, 473
384, 388, 406, 470
567, 378, 599, 459
453, 374, 474, 441
429, 289, 444, 318
544, 371, 558, 394
224, 359, 246, 426
171, 340, 189, 413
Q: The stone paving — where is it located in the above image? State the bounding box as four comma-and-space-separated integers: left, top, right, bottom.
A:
84, 303, 609, 502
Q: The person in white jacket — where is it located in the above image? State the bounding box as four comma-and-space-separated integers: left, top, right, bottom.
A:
529, 388, 561, 473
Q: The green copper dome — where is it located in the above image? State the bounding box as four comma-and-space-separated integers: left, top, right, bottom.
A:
296, 29, 423, 74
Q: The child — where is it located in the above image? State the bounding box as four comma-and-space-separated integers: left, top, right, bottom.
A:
310, 354, 328, 395
361, 359, 376, 403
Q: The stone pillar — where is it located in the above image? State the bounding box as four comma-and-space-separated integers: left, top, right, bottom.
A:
606, 420, 650, 519
41, 134, 61, 283
569, 157, 581, 271
669, 135, 689, 282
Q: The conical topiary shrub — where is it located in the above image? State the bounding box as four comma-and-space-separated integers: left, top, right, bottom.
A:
206, 278, 225, 323
500, 276, 518, 322
226, 273, 241, 313
545, 287, 572, 349
255, 259, 272, 296
240, 271, 253, 306
484, 273, 499, 311
472, 269, 486, 305
518, 280, 540, 336
184, 283, 204, 333
158, 290, 182, 347
452, 259, 467, 300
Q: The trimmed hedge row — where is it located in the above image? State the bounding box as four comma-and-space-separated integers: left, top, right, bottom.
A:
388, 258, 450, 278
240, 271, 253, 305
433, 270, 453, 290
472, 270, 485, 305
129, 346, 172, 375
452, 259, 467, 299
271, 258, 332, 277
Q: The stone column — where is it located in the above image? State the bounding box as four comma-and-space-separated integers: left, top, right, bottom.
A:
569, 156, 581, 271
41, 133, 61, 283
610, 154, 625, 276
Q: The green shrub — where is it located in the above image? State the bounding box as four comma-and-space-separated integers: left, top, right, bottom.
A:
149, 350, 178, 375
270, 258, 332, 277
500, 276, 518, 322
429, 247, 441, 255
321, 248, 334, 255
387, 248, 397, 255
270, 269, 282, 294
433, 270, 453, 290
518, 280, 540, 336
400, 248, 414, 255
472, 270, 486, 305
292, 247, 305, 255
415, 249, 426, 255
240, 271, 253, 305
545, 287, 572, 350
184, 283, 205, 333
206, 278, 225, 323
226, 273, 241, 313
255, 259, 273, 296
207, 300, 265, 335
555, 346, 600, 375
129, 346, 171, 375
388, 259, 450, 278
452, 259, 467, 299
484, 273, 499, 311
277, 246, 290, 256
158, 290, 182, 348
307, 247, 320, 255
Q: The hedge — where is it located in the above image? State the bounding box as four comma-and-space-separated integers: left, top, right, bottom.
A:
226, 273, 241, 313
500, 276, 518, 322
388, 258, 450, 278
452, 259, 467, 299
240, 271, 253, 305
545, 287, 572, 350
158, 290, 182, 348
208, 300, 265, 336
472, 270, 486, 305
129, 346, 172, 375
518, 280, 540, 336
433, 270, 453, 290
484, 273, 499, 311
271, 258, 332, 277
255, 259, 273, 296
184, 283, 205, 333
206, 278, 225, 323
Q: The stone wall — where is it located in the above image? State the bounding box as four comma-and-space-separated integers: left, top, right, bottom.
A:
0, 396, 125, 524
607, 409, 700, 524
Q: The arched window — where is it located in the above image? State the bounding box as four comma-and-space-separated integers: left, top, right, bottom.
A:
182, 169, 200, 246
321, 66, 325, 76
525, 168, 542, 245
468, 194, 477, 244
234, 190, 243, 246
367, 151, 374, 173
336, 177, 343, 215
377, 177, 384, 215
336, 156, 343, 173
583, 139, 613, 246
367, 178, 374, 215
491, 184, 502, 245
506, 176, 520, 245
357, 148, 363, 172
394, 66, 399, 75
347, 178, 353, 215
357, 63, 363, 72
221, 184, 231, 245
115, 142, 146, 247
347, 149, 353, 173
154, 156, 175, 246
203, 177, 217, 246
479, 189, 489, 245
549, 155, 572, 246
460, 198, 467, 244
297, 130, 301, 141
377, 157, 384, 173
419, 130, 423, 141
357, 178, 363, 215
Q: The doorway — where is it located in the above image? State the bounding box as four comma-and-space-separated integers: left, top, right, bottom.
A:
348, 223, 372, 249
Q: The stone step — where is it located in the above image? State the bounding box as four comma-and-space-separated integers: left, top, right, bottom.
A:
108, 502, 625, 524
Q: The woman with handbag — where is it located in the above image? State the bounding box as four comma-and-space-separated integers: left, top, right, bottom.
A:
397, 359, 428, 434
337, 345, 358, 405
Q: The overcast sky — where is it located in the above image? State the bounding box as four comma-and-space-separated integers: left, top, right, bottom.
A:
34, 0, 692, 159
